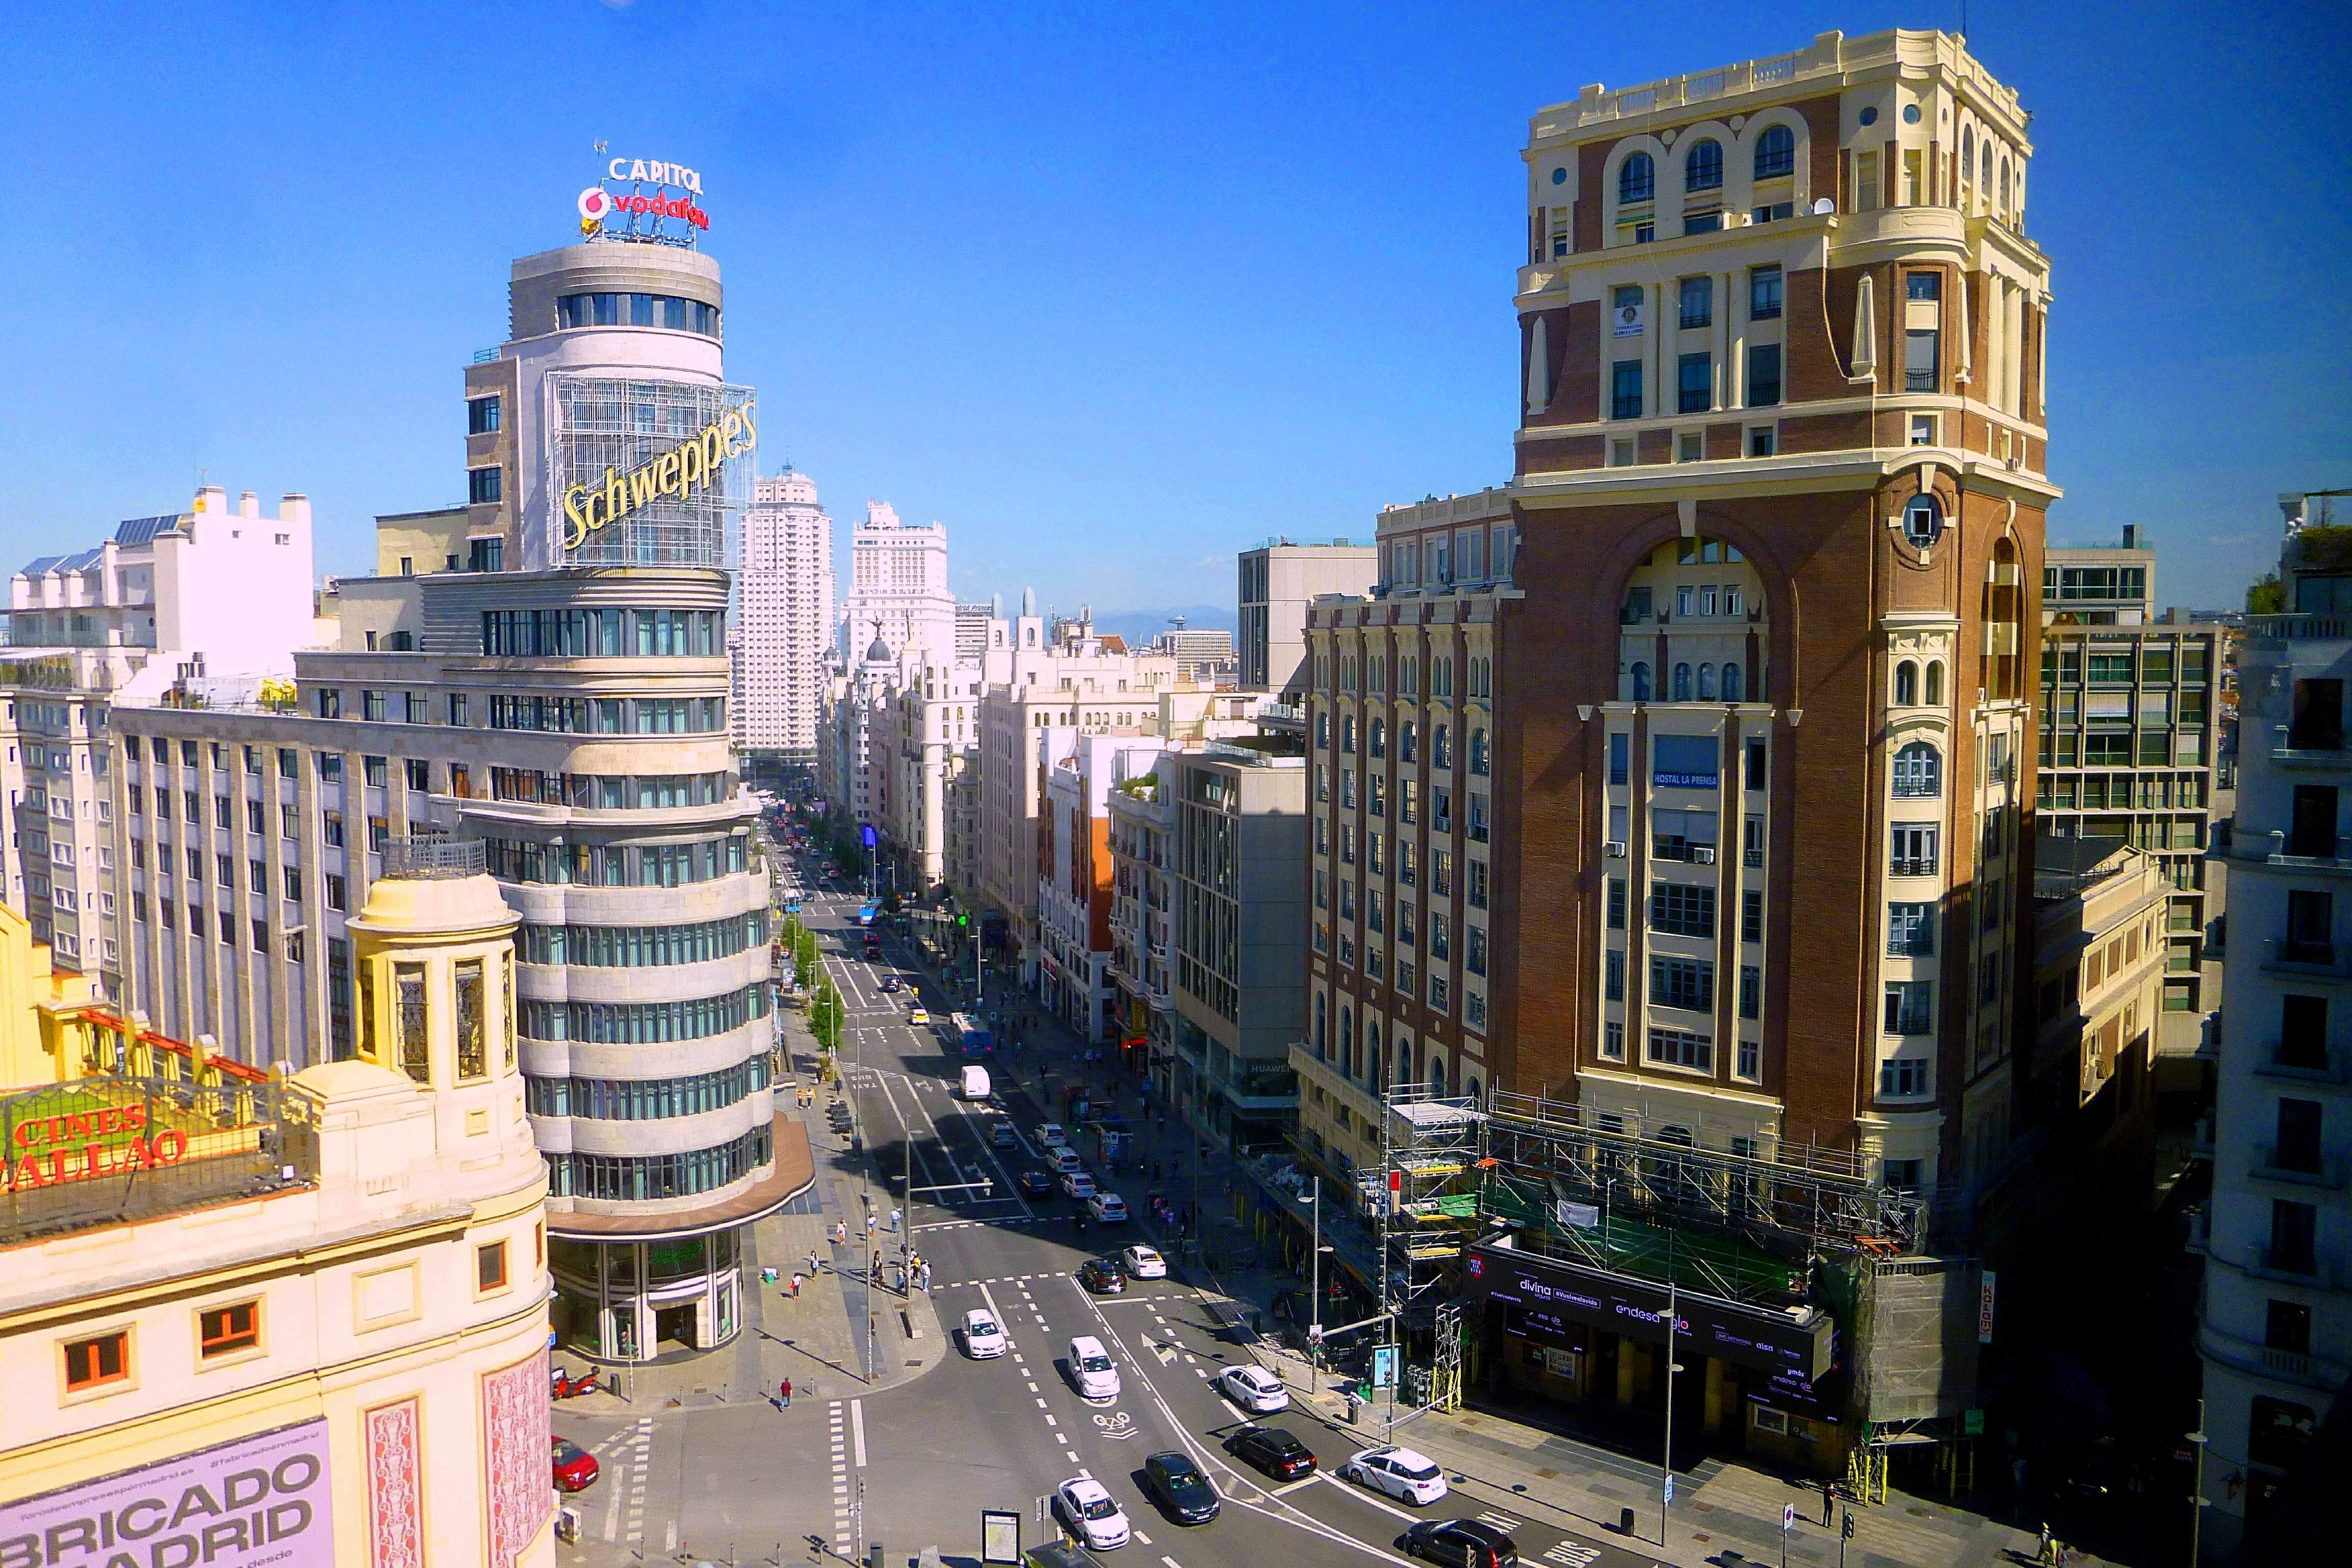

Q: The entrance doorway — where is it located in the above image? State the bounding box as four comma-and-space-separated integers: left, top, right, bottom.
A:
653, 1303, 698, 1355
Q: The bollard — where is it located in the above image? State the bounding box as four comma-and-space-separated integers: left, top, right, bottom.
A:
867, 1544, 886, 1568
1619, 1506, 1636, 1535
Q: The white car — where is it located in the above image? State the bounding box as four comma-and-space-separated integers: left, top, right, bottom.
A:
1217, 1364, 1289, 1413
1088, 1191, 1129, 1223
1338, 1446, 1449, 1506
1061, 1170, 1097, 1200
1051, 1147, 1086, 1175
1121, 1244, 1167, 1279
1052, 1477, 1131, 1551
1038, 1122, 1069, 1149
962, 1309, 1007, 1359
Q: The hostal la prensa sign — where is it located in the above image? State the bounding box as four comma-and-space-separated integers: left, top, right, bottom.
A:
560, 398, 757, 553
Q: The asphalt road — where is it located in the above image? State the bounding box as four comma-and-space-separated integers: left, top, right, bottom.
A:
788, 864, 1666, 1568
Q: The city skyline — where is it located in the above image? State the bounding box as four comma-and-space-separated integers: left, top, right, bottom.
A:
2, 1, 2342, 619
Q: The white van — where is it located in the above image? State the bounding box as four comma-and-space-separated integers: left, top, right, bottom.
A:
961, 1064, 991, 1100
1068, 1335, 1120, 1401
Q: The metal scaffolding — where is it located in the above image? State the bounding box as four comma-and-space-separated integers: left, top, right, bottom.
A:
543, 374, 755, 569
1375, 1083, 1488, 1334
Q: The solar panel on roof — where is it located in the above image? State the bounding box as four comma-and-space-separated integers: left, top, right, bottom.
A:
113, 514, 184, 547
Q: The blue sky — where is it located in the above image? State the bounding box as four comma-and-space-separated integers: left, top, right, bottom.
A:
2, 1, 2343, 619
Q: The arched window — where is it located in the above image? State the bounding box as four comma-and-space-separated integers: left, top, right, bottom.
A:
1313, 994, 1327, 1059
1925, 659, 1944, 706
1697, 663, 1718, 701
1893, 741, 1942, 798
1619, 151, 1655, 204
1434, 725, 1453, 768
1979, 141, 1992, 200
1630, 663, 1652, 702
1685, 139, 1723, 192
1753, 124, 1795, 181
1998, 158, 2010, 212
1960, 126, 1975, 196
1464, 1075, 1482, 1107
1429, 1055, 1447, 1098
1722, 662, 1745, 702
1895, 660, 1918, 705
1903, 493, 1945, 548
1469, 729, 1490, 776
1341, 715, 1357, 754
1673, 663, 1694, 702
1401, 722, 1418, 763
1367, 1021, 1383, 1089
1314, 712, 1329, 749
1341, 1006, 1356, 1076
1369, 719, 1386, 758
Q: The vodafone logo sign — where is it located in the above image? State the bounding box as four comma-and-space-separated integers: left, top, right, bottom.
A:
578, 188, 612, 222
578, 154, 710, 240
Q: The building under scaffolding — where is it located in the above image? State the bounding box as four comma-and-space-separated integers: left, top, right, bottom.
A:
1368, 1084, 1982, 1484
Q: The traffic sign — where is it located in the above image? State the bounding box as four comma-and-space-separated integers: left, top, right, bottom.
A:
1664, 1475, 1675, 1506
1783, 1504, 1797, 1532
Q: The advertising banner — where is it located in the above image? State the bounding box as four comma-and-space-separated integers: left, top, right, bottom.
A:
1464, 1244, 1834, 1383
0, 1418, 333, 1568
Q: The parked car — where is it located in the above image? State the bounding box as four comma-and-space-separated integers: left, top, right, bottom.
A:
1051, 1478, 1131, 1551
1217, 1364, 1289, 1413
962, 1308, 1008, 1359
1227, 1426, 1315, 1481
1338, 1446, 1449, 1506
1400, 1519, 1518, 1566
552, 1437, 600, 1491
1141, 1451, 1220, 1525
1120, 1244, 1167, 1279
1018, 1168, 1057, 1198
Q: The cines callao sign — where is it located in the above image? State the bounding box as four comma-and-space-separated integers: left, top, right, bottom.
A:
560, 398, 757, 554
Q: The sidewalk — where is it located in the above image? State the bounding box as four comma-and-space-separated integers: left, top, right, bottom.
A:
995, 984, 2082, 1568
553, 1019, 944, 1418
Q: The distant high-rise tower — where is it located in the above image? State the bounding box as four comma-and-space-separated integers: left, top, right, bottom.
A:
842, 501, 954, 665
737, 466, 834, 774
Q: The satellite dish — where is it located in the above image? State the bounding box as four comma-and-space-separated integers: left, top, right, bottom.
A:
1811, 197, 1835, 215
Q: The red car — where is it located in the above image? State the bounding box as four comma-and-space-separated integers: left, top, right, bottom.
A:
552, 1437, 600, 1491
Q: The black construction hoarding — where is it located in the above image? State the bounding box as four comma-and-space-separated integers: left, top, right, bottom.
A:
1464, 1244, 1835, 1384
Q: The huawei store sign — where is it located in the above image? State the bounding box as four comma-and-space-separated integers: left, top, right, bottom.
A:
578, 157, 709, 238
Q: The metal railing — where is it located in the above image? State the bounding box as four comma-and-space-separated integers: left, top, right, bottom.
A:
382, 835, 486, 878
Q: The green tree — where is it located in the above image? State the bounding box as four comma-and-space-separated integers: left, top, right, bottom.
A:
2248, 572, 2286, 615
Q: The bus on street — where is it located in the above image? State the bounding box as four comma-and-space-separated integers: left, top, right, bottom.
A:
950, 1013, 992, 1057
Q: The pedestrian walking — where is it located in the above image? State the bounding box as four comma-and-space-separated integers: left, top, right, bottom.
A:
779, 1378, 792, 1408
890, 1207, 903, 1233
918, 1262, 933, 1292
788, 1272, 803, 1298
866, 1214, 878, 1238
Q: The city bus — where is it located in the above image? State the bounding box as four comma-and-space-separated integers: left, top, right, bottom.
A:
856, 901, 880, 928
950, 1013, 993, 1057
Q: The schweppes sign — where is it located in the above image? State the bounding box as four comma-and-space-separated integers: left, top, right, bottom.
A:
561, 396, 756, 553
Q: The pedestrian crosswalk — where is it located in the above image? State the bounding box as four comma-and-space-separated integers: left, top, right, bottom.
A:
827, 1402, 853, 1555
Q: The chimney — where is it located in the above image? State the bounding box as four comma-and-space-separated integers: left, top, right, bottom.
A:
239, 490, 260, 519
280, 493, 312, 526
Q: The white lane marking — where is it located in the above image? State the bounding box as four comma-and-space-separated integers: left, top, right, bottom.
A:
1133, 1528, 1152, 1545
851, 1399, 867, 1467
1322, 1474, 1418, 1523
1271, 1477, 1319, 1497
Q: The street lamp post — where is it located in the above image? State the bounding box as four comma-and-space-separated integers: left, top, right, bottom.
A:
1307, 1175, 1322, 1392
1661, 1283, 1680, 1547
2188, 1400, 2209, 1568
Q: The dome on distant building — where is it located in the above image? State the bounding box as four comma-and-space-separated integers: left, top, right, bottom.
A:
863, 620, 892, 664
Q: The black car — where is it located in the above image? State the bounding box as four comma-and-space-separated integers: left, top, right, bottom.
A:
1400, 1518, 1518, 1567
879, 974, 900, 993
1077, 1257, 1126, 1294
1227, 1425, 1315, 1480
1018, 1168, 1056, 1198
1142, 1451, 1220, 1525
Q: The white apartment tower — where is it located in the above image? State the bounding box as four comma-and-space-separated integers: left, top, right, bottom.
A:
843, 502, 954, 667
736, 466, 834, 772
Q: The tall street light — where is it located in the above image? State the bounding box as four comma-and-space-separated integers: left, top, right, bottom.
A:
2188, 1399, 2209, 1568
1661, 1283, 1681, 1547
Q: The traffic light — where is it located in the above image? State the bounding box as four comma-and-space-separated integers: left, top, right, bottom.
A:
957, 911, 969, 928
1842, 1513, 1856, 1541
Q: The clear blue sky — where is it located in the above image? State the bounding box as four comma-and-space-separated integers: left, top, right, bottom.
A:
2, 1, 2343, 619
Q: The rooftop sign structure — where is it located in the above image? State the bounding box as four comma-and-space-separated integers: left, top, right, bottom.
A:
578, 153, 709, 247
